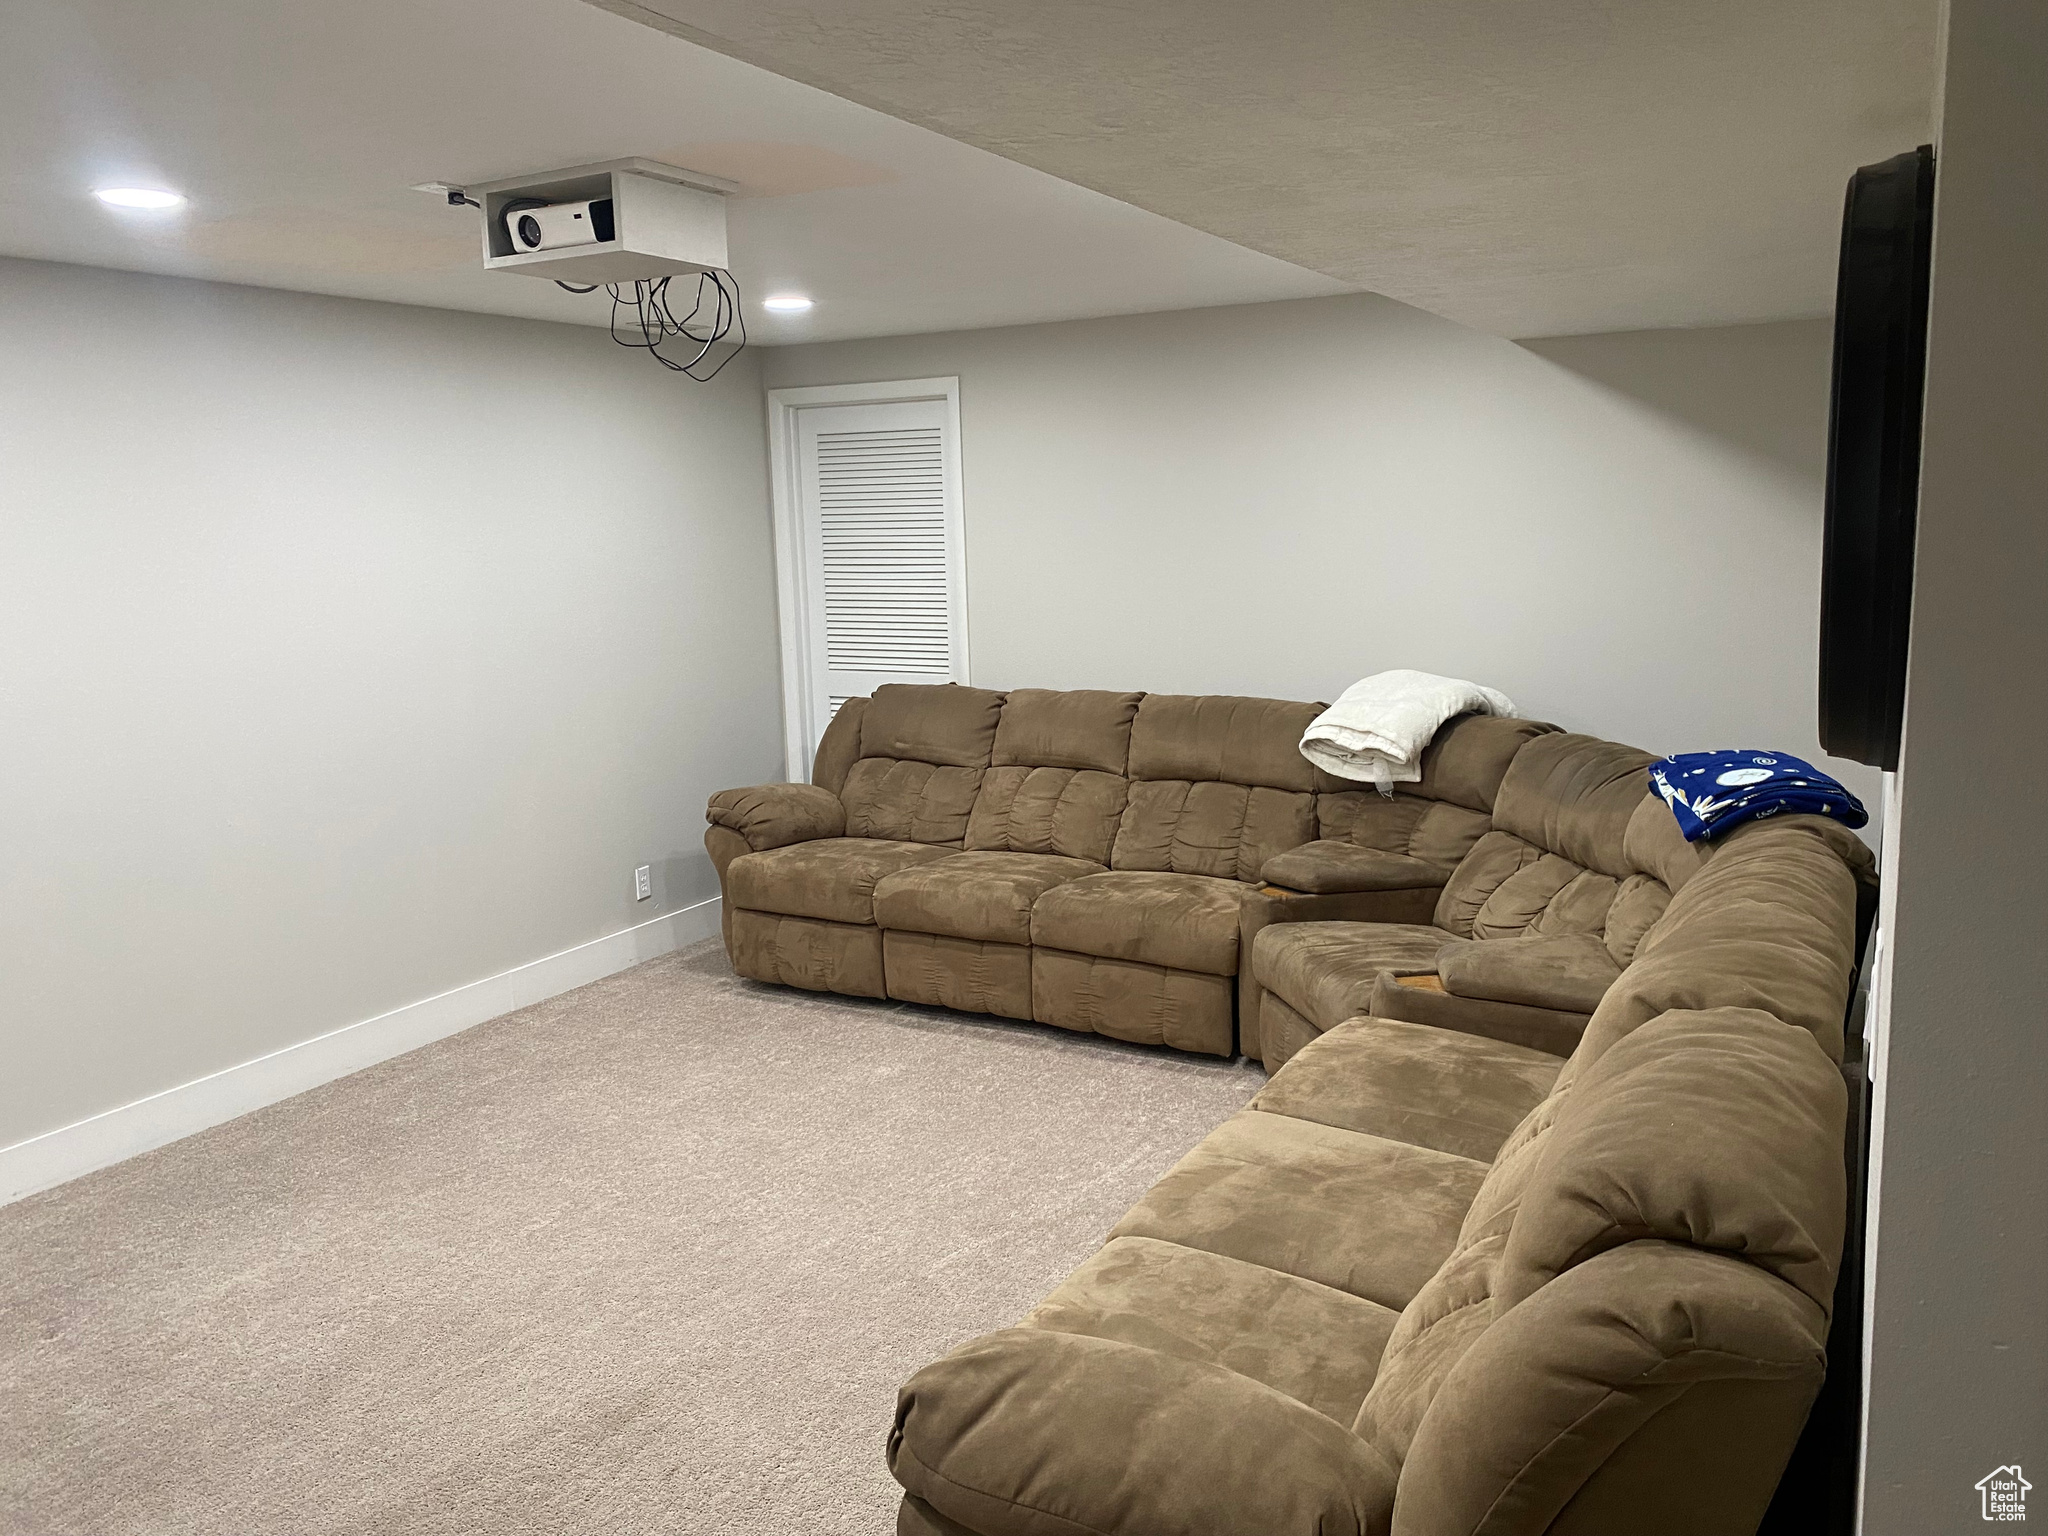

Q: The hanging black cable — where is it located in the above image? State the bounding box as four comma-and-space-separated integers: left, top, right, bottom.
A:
602, 270, 746, 381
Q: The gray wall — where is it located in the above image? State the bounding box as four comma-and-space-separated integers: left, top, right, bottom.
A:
1861, 0, 2048, 1525
0, 258, 783, 1148
762, 296, 1877, 816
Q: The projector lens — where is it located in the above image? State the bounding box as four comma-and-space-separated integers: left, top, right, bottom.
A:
517, 214, 541, 248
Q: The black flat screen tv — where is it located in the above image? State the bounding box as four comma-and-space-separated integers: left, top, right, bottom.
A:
1818, 144, 1935, 771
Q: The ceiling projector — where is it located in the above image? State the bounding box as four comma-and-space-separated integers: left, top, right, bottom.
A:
442, 158, 737, 284
503, 197, 614, 253
423, 158, 747, 382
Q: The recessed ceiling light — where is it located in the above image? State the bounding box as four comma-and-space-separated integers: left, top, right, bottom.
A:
94, 187, 186, 210
762, 294, 814, 313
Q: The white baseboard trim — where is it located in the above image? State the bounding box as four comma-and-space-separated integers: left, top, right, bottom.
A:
0, 897, 722, 1207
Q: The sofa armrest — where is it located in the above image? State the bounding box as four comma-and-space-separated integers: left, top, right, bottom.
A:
891, 1327, 1397, 1536
706, 783, 844, 852
1259, 840, 1450, 895
1368, 971, 1589, 1057
1436, 933, 1621, 1015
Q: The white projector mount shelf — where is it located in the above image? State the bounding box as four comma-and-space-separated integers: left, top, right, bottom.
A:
462, 157, 739, 285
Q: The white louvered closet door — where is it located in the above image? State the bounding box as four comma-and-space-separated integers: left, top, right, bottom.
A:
792, 397, 967, 753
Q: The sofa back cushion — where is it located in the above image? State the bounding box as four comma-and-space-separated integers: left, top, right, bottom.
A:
1491, 734, 1656, 876
1389, 1241, 1829, 1536
1496, 1007, 1846, 1312
1434, 834, 1654, 958
1358, 1007, 1845, 1501
967, 689, 1143, 863
860, 682, 1006, 767
1622, 790, 1708, 895
1335, 713, 1559, 815
840, 683, 1007, 845
810, 697, 869, 797
1432, 735, 1680, 966
991, 688, 1141, 773
1568, 813, 1874, 1072
1311, 715, 1559, 877
1126, 694, 1322, 789
1111, 694, 1321, 881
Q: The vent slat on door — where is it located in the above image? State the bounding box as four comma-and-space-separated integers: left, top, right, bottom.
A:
815, 422, 953, 677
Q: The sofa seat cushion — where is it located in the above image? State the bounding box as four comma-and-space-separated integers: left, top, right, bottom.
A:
1022, 1235, 1401, 1427
872, 851, 1105, 944
1252, 1017, 1566, 1162
1110, 1109, 1488, 1311
726, 838, 960, 926
1254, 921, 1454, 1031
1029, 870, 1250, 976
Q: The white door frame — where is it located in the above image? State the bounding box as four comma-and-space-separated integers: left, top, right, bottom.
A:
766, 376, 968, 780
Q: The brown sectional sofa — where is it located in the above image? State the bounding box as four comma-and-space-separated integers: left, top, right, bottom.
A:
706, 683, 1547, 1057
888, 811, 1877, 1536
706, 681, 1878, 1533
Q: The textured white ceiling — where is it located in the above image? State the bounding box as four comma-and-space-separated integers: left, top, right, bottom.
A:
0, 0, 1347, 342
588, 0, 1940, 337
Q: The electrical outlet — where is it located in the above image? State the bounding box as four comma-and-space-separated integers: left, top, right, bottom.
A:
634, 865, 653, 901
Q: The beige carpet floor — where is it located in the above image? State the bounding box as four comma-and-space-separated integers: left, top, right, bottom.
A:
1, 940, 1262, 1535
